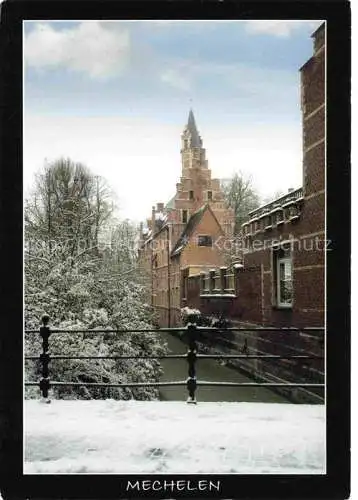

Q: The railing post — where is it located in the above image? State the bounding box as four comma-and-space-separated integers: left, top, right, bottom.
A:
186, 322, 197, 404
39, 314, 51, 403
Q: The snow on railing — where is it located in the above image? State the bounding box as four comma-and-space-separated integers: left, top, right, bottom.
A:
247, 187, 304, 222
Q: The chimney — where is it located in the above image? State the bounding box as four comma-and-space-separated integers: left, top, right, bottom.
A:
146, 218, 152, 230
288, 188, 294, 193
157, 202, 164, 212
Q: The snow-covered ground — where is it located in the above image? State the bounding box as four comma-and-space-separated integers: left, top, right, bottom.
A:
24, 400, 325, 474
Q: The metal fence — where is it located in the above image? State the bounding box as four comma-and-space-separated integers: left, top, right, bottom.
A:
25, 315, 324, 404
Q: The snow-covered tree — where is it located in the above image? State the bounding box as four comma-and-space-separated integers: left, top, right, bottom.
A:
25, 159, 166, 400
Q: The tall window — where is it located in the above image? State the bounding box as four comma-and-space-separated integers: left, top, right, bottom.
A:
207, 191, 213, 201
276, 209, 284, 224
182, 209, 188, 223
200, 273, 206, 292
189, 190, 194, 200
274, 246, 293, 307
226, 272, 235, 291
265, 214, 272, 228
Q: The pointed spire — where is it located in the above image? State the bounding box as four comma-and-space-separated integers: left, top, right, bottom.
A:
186, 108, 201, 147
187, 108, 197, 130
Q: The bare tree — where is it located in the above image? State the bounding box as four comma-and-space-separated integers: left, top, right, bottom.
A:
221, 172, 260, 235
261, 189, 286, 206
25, 160, 164, 401
26, 158, 113, 257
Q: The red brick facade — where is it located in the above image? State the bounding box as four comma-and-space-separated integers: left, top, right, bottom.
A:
138, 111, 234, 327
137, 24, 326, 402
187, 23, 326, 330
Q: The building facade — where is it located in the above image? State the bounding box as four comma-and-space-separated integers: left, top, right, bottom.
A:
186, 22, 325, 329
138, 111, 235, 327
181, 23, 325, 403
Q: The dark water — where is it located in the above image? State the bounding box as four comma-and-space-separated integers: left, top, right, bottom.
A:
159, 331, 290, 403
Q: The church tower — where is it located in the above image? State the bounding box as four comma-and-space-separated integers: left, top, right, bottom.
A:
179, 109, 211, 212
171, 109, 233, 234
145, 109, 235, 245
181, 109, 207, 168
139, 109, 235, 327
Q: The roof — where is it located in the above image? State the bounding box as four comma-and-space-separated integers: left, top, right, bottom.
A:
311, 21, 325, 39
185, 109, 201, 147
171, 204, 223, 257
165, 194, 176, 210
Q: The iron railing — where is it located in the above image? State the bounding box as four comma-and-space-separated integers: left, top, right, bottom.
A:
25, 315, 324, 404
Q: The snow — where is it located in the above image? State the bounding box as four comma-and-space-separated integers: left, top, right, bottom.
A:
155, 211, 167, 222
200, 294, 236, 298
24, 400, 325, 474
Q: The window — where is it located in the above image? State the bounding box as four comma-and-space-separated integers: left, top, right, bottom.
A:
225, 273, 235, 290
182, 209, 188, 224
198, 235, 212, 247
200, 273, 206, 292
203, 274, 210, 292
207, 191, 213, 201
289, 205, 299, 219
276, 209, 284, 224
189, 190, 194, 200
214, 272, 221, 291
265, 215, 272, 229
274, 246, 293, 307
210, 272, 215, 291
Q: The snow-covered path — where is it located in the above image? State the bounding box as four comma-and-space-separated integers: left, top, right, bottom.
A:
24, 400, 325, 474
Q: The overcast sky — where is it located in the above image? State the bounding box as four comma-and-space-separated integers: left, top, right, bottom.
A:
23, 20, 322, 222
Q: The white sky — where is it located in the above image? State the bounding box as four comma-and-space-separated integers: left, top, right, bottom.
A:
24, 114, 303, 221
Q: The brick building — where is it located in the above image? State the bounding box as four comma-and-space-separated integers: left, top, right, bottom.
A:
187, 22, 325, 329
138, 110, 234, 326
182, 23, 325, 402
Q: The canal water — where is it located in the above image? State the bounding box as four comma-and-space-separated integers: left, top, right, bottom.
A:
159, 331, 290, 403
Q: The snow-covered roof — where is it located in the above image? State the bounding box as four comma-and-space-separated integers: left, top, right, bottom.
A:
165, 195, 176, 210
155, 211, 167, 222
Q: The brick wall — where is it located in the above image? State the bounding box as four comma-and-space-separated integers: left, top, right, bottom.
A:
176, 24, 326, 402
304, 144, 325, 197
239, 23, 326, 329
